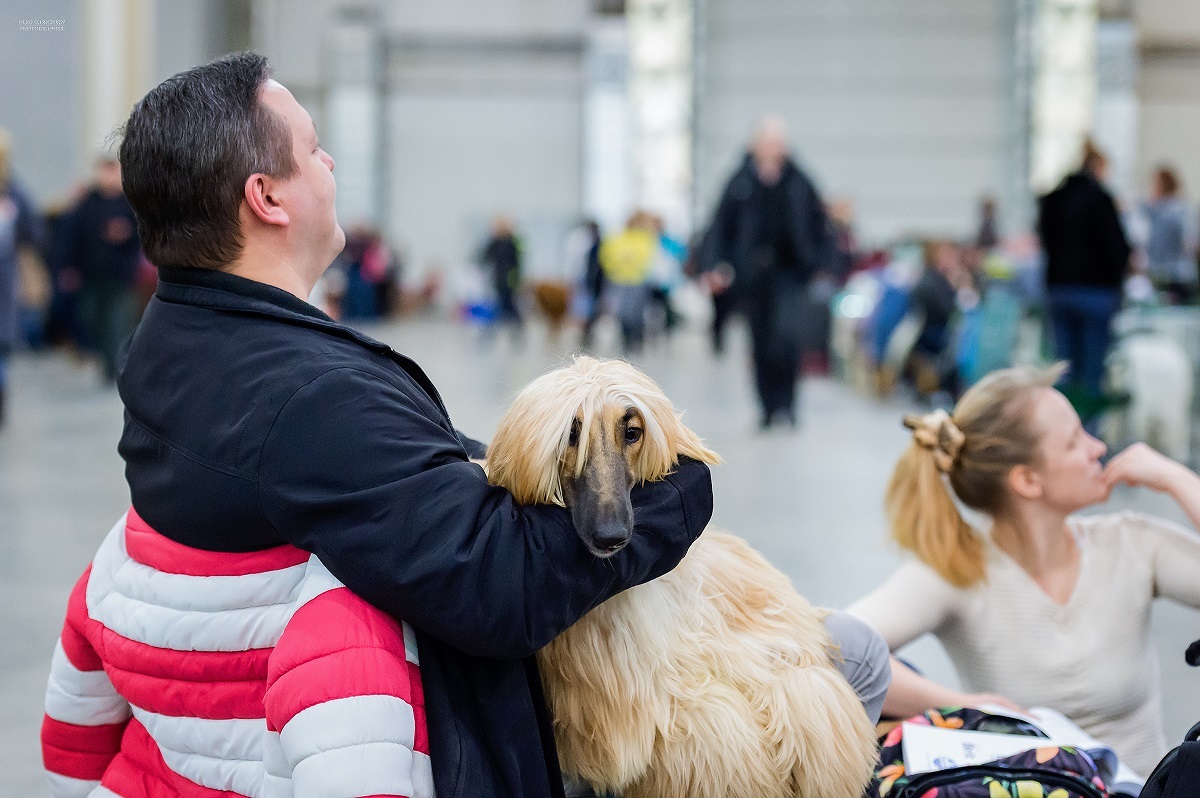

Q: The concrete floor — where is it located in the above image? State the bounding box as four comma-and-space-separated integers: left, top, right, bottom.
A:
3, 316, 1200, 794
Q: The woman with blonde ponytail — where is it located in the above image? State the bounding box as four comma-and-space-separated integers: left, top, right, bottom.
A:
851, 365, 1200, 776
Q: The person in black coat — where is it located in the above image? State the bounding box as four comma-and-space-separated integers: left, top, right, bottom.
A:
578, 219, 605, 348
64, 155, 142, 383
0, 129, 44, 426
480, 214, 523, 326
907, 240, 964, 398
1038, 139, 1132, 401
113, 53, 714, 798
704, 115, 832, 428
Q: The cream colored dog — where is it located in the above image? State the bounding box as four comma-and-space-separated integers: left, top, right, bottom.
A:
487, 356, 878, 798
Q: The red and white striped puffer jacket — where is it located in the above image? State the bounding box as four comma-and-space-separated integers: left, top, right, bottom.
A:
41, 509, 434, 798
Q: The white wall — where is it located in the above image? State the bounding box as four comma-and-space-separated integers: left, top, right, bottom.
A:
1138, 49, 1200, 204
387, 92, 583, 279
256, 0, 589, 282
0, 0, 85, 204
695, 0, 1020, 244
1136, 0, 1200, 46
1135, 0, 1200, 205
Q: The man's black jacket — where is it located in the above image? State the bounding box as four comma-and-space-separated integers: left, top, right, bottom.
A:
116, 266, 714, 798
706, 153, 831, 289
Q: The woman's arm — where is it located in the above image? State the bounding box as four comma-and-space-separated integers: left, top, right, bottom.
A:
1105, 444, 1200, 606
852, 563, 1023, 719
882, 657, 1021, 719
1105, 443, 1200, 531
847, 560, 958, 652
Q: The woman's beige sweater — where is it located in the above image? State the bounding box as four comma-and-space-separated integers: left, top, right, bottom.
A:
849, 511, 1200, 776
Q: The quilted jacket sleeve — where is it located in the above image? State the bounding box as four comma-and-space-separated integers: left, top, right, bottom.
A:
41, 567, 132, 798
264, 560, 434, 798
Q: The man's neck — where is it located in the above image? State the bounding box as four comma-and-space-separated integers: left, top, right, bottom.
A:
226, 242, 317, 302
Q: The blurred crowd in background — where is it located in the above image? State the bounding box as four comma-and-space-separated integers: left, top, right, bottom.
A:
3, 111, 1198, 443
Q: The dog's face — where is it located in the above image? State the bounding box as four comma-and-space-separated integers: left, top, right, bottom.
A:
486, 356, 721, 559
559, 403, 645, 557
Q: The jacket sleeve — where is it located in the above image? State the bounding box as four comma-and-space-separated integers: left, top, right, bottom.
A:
264, 569, 433, 798
455, 429, 488, 460
258, 367, 714, 660
708, 175, 742, 270
14, 182, 46, 252
790, 172, 832, 281
42, 568, 132, 797
1094, 191, 1132, 282
846, 560, 959, 651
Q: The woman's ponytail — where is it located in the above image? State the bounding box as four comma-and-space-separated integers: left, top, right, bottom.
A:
886, 413, 984, 587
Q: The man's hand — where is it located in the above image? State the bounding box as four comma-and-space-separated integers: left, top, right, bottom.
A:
700, 263, 735, 295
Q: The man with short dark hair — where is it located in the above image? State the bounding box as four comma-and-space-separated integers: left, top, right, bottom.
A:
50, 52, 713, 798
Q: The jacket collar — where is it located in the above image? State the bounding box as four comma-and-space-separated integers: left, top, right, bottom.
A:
155, 266, 335, 324
153, 266, 450, 417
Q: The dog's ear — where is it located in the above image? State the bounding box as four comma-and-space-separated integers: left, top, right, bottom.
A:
629, 380, 722, 483
487, 374, 580, 507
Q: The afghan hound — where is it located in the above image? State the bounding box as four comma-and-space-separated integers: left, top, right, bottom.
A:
487, 356, 878, 798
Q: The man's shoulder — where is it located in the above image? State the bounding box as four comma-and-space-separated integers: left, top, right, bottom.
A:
127, 297, 420, 429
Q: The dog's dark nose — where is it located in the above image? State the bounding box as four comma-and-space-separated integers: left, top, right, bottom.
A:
592, 523, 631, 554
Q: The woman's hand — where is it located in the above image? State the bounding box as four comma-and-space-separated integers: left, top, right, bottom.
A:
962, 693, 1024, 713
1104, 443, 1191, 494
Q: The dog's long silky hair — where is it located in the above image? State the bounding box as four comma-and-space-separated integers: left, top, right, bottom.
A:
487, 356, 720, 506
488, 357, 878, 798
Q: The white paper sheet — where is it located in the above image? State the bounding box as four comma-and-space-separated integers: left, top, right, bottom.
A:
901, 708, 1145, 797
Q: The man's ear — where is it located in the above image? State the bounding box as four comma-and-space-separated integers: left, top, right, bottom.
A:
243, 173, 289, 227
1007, 463, 1043, 500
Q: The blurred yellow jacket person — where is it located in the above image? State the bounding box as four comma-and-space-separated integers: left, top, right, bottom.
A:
599, 226, 656, 286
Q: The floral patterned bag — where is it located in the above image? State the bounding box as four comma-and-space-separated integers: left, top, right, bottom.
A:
869, 708, 1110, 798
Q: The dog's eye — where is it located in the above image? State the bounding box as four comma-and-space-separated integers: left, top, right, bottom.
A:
624, 426, 643, 445
568, 419, 581, 447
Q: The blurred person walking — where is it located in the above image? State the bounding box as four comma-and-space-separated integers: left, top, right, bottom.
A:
599, 211, 657, 353
908, 240, 966, 400
39, 53, 712, 798
1038, 138, 1131, 405
42, 194, 88, 350
338, 223, 398, 320
975, 195, 1000, 251
1141, 166, 1197, 305
479, 214, 523, 327
694, 222, 736, 354
705, 115, 833, 428
0, 129, 45, 426
568, 219, 604, 348
65, 155, 142, 383
646, 213, 685, 340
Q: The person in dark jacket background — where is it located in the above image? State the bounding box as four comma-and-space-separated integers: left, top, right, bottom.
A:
65, 155, 142, 383
704, 115, 832, 429
0, 128, 45, 426
480, 214, 523, 327
1038, 138, 1131, 403
907, 239, 964, 398
577, 219, 605, 348
110, 53, 713, 798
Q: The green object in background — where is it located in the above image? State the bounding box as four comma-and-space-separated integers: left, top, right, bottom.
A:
1058, 384, 1131, 424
